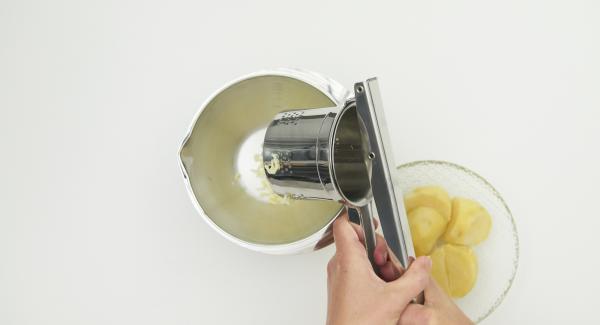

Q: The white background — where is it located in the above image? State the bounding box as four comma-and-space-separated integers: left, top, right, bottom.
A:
1, 0, 599, 324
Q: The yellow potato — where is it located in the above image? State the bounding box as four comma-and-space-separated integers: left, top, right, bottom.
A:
408, 207, 448, 256
445, 244, 478, 297
430, 244, 478, 298
404, 186, 452, 221
444, 198, 492, 246
430, 245, 451, 294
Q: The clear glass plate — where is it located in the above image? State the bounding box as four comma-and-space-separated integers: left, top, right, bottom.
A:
397, 161, 519, 323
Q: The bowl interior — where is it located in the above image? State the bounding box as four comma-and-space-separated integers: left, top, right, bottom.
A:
396, 161, 519, 323
180, 75, 342, 245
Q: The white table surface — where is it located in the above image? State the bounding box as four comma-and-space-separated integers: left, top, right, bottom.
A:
1, 1, 599, 324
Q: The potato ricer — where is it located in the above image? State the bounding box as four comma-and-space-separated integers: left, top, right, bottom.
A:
262, 78, 418, 283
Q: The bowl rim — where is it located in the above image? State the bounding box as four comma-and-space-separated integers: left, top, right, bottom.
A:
397, 160, 520, 323
178, 68, 349, 254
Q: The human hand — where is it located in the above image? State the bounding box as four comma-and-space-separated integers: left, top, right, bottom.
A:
326, 211, 431, 325
398, 274, 473, 325
326, 210, 473, 325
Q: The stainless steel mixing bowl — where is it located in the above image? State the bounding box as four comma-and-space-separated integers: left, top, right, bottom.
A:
178, 69, 349, 254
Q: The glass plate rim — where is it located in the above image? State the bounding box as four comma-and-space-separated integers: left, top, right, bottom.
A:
397, 160, 520, 323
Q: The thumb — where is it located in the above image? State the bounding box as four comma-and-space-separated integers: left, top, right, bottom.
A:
385, 256, 432, 308
332, 210, 361, 254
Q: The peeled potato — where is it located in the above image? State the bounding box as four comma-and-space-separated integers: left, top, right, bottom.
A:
408, 207, 448, 256
445, 244, 478, 297
444, 198, 492, 246
430, 244, 478, 298
430, 245, 451, 294
404, 186, 452, 221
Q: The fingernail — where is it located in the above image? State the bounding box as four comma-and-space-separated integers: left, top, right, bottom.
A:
422, 256, 432, 269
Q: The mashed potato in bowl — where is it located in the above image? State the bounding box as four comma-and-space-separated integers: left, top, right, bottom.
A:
179, 72, 344, 249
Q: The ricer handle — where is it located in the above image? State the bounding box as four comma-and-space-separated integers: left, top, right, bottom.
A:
353, 204, 378, 271
353, 79, 424, 304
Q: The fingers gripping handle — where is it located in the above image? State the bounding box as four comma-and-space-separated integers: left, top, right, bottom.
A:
355, 204, 378, 272
354, 204, 425, 305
